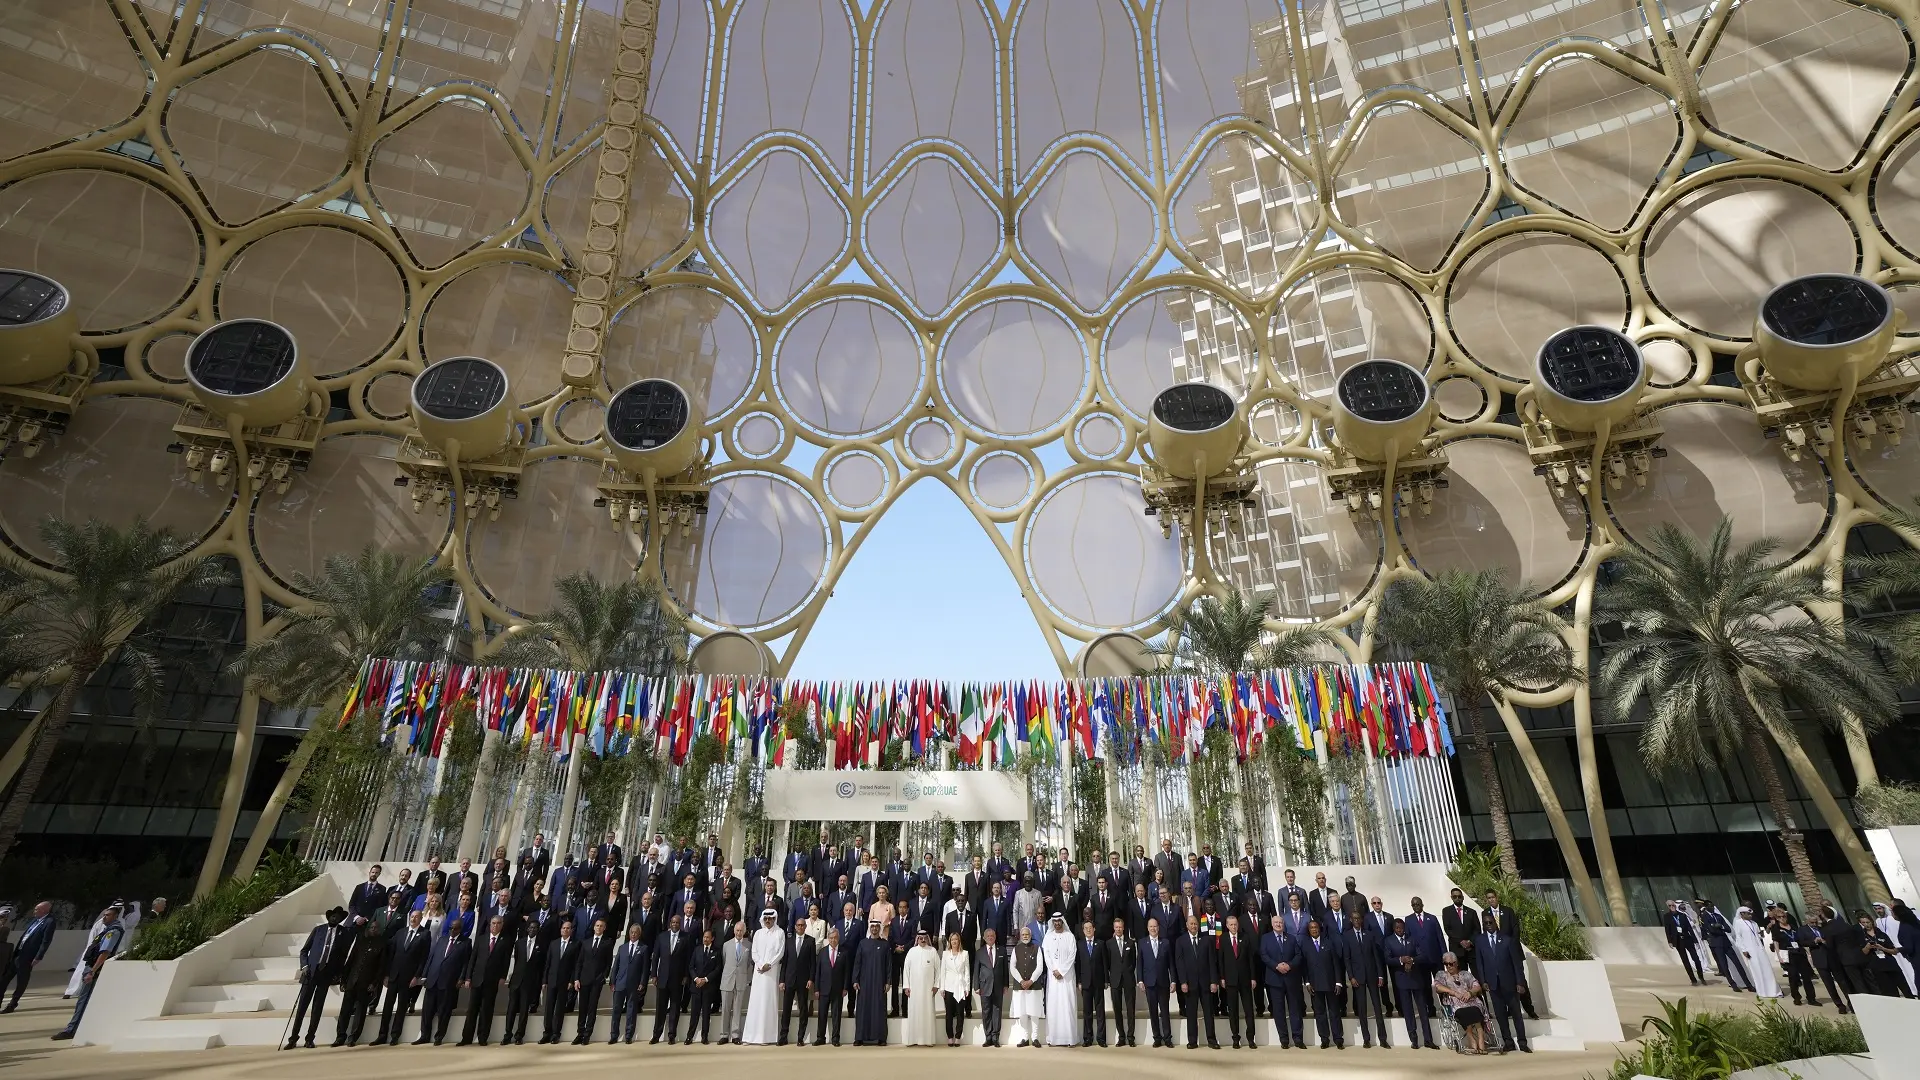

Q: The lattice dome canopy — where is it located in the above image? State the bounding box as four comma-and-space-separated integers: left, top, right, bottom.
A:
0, 0, 1916, 678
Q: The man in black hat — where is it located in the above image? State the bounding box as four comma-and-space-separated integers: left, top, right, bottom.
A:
289, 907, 349, 1049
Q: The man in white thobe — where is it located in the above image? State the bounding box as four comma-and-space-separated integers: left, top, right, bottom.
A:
902, 929, 941, 1046
1042, 915, 1079, 1046
1731, 907, 1780, 998
742, 909, 786, 1043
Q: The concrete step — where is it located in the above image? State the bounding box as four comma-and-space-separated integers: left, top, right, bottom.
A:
259, 933, 305, 958
221, 956, 298, 982
173, 982, 299, 1014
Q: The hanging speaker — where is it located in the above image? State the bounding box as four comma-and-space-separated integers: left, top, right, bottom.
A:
1147, 382, 1245, 479
1754, 274, 1901, 392
606, 378, 699, 477
1533, 326, 1647, 432
185, 319, 311, 427
411, 356, 514, 459
1332, 359, 1434, 462
0, 270, 78, 386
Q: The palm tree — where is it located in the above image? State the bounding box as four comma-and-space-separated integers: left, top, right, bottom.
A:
229, 547, 453, 880
492, 572, 687, 854
1375, 568, 1605, 922
1154, 587, 1339, 851
1595, 519, 1898, 910
0, 518, 226, 859
1155, 587, 1339, 676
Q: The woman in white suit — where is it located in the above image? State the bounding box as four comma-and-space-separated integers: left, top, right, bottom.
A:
938, 932, 972, 1046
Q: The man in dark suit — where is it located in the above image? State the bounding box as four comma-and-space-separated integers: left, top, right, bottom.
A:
1384, 918, 1437, 1048
1089, 878, 1118, 941
607, 922, 651, 1044
1105, 917, 1137, 1046
1665, 901, 1704, 984
986, 844, 1015, 891
651, 913, 695, 1043
5, 902, 56, 1013
1124, 883, 1157, 942
290, 907, 350, 1049
962, 855, 991, 911
813, 926, 850, 1045
808, 834, 836, 895
1240, 844, 1268, 890
376, 910, 429, 1044
1308, 872, 1338, 928
1018, 843, 1044, 887
1441, 889, 1481, 976
1239, 879, 1277, 941
687, 928, 721, 1043
349, 865, 388, 922
1173, 914, 1218, 1049
1481, 890, 1537, 1019
450, 857, 481, 902
1139, 916, 1173, 1047
1404, 896, 1445, 979
911, 882, 940, 939
1180, 854, 1210, 899
370, 890, 407, 939
594, 832, 624, 870
1259, 914, 1304, 1048
782, 847, 809, 889
944, 896, 980, 954
416, 922, 471, 1045
982, 880, 1013, 944
521, 833, 553, 880
744, 850, 770, 901
1344, 919, 1390, 1047
1698, 899, 1751, 991
974, 927, 1009, 1047
419, 856, 449, 903
538, 919, 580, 1045
1077, 919, 1108, 1046
331, 922, 387, 1047
1216, 914, 1259, 1048
572, 917, 616, 1044
1300, 920, 1345, 1049
502, 914, 546, 1045
1476, 913, 1531, 1053
459, 915, 513, 1045
1281, 891, 1312, 943
1276, 868, 1307, 918
929, 860, 955, 910
779, 917, 816, 1045
1098, 852, 1131, 900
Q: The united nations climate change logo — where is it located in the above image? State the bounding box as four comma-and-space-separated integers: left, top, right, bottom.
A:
835, 781, 856, 799
901, 781, 922, 801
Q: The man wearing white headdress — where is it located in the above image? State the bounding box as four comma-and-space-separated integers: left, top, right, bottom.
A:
741, 909, 786, 1044
1041, 914, 1079, 1046
902, 929, 941, 1046
1731, 907, 1780, 999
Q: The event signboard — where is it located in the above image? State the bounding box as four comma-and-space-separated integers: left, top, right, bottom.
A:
762, 769, 1026, 821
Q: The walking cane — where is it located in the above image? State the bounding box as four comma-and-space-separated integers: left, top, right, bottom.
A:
279, 967, 303, 1049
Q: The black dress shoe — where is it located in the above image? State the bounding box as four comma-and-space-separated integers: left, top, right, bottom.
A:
1187, 1043, 1198, 1049
1519, 1045, 1533, 1053
456, 1039, 471, 1047
432, 1038, 443, 1046
1231, 1040, 1240, 1048
1208, 1042, 1220, 1049
649, 1036, 660, 1044
412, 1037, 430, 1046
1425, 1041, 1439, 1049
331, 1038, 346, 1047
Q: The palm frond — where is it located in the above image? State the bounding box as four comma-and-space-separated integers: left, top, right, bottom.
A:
234, 546, 453, 706
1151, 588, 1329, 676
1375, 568, 1579, 704
491, 572, 686, 676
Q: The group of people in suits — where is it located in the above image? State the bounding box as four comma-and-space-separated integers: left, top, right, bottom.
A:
275, 831, 1542, 1055
1664, 896, 1920, 1011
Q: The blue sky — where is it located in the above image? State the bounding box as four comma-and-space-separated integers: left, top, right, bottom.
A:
785, 477, 1064, 681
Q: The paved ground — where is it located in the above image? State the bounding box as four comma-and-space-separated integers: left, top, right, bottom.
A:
0, 959, 1845, 1079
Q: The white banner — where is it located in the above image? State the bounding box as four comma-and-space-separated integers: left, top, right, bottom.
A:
763, 770, 1027, 821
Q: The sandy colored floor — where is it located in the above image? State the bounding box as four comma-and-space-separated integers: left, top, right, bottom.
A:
0, 960, 1845, 1079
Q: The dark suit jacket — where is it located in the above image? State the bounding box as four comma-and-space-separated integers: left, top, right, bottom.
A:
610, 939, 652, 991
520, 845, 553, 880
1139, 935, 1173, 987
507, 933, 547, 990
1482, 905, 1522, 941
544, 937, 582, 989
1152, 852, 1183, 890
1308, 887, 1339, 927
1173, 936, 1214, 989
423, 935, 471, 990
943, 908, 979, 952
815, 942, 851, 996
576, 933, 617, 985
653, 929, 695, 990
1298, 934, 1344, 991
1088, 890, 1118, 936
1215, 932, 1255, 986
975, 942, 1009, 997
1441, 904, 1482, 956
783, 933, 817, 988
1382, 933, 1426, 989
1403, 910, 1445, 966
981, 896, 1013, 941
1664, 911, 1698, 946
349, 881, 388, 919
962, 870, 991, 910
688, 944, 720, 991
1075, 936, 1104, 989
1258, 931, 1298, 987
1239, 889, 1277, 932
1343, 928, 1384, 983
1105, 936, 1136, 986
299, 924, 351, 983
467, 929, 514, 983
387, 925, 431, 983
1475, 932, 1526, 995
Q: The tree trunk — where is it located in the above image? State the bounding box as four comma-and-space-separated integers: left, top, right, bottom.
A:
1770, 722, 1893, 906
1744, 724, 1827, 912
231, 724, 321, 881
198, 691, 261, 897
0, 671, 86, 859
1470, 728, 1521, 880
1489, 696, 1605, 925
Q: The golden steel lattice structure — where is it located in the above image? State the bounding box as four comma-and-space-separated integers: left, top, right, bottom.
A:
2, 0, 1919, 914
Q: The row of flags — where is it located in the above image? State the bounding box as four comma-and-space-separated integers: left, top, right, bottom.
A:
336, 658, 1455, 768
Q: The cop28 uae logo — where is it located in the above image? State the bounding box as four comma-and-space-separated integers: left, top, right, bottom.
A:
901, 781, 922, 801
835, 781, 856, 799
